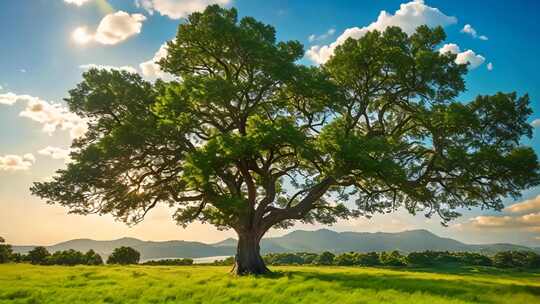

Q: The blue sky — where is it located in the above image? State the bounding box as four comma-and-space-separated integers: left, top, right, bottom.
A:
1, 0, 539, 246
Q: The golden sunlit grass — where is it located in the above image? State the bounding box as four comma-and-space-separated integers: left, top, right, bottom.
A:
1, 264, 540, 303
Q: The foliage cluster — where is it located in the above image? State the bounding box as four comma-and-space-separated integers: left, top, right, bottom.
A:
7, 246, 104, 266
106, 246, 141, 265
29, 5, 540, 275
248, 250, 539, 268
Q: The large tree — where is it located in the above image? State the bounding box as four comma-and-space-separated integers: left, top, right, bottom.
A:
31, 6, 539, 275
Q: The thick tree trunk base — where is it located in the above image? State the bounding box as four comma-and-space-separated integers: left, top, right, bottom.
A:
231, 259, 270, 276
231, 232, 270, 276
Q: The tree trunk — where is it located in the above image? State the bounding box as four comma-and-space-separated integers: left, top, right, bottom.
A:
231, 231, 269, 275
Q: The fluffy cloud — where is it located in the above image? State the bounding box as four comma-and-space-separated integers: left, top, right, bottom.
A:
64, 0, 91, 6
469, 215, 515, 228
487, 62, 493, 71
506, 195, 540, 213
461, 24, 488, 40
531, 119, 540, 128
0, 92, 37, 105
79, 64, 137, 74
136, 0, 231, 19
470, 212, 540, 231
439, 43, 485, 69
20, 98, 88, 139
0, 154, 35, 171
38, 146, 72, 162
307, 0, 457, 64
72, 11, 146, 45
0, 92, 88, 139
140, 43, 175, 80
308, 28, 336, 43
466, 195, 540, 235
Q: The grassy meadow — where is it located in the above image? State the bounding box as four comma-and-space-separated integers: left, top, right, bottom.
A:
1, 264, 539, 304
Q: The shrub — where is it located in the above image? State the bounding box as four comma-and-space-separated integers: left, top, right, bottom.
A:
493, 251, 517, 268
334, 252, 356, 266
0, 244, 13, 264
265, 253, 305, 265
49, 249, 86, 265
406, 251, 434, 266
27, 247, 50, 265
379, 251, 405, 266
212, 256, 235, 266
313, 251, 335, 265
85, 250, 104, 265
493, 251, 540, 268
454, 252, 492, 266
10, 253, 24, 263
107, 247, 140, 265
355, 252, 380, 266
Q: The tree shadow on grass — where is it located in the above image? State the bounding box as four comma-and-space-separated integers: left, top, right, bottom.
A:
283, 268, 540, 303
398, 265, 540, 279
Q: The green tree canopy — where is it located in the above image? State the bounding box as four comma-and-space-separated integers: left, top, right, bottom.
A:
31, 5, 539, 274
85, 249, 104, 265
107, 247, 140, 265
0, 237, 12, 264
27, 247, 50, 265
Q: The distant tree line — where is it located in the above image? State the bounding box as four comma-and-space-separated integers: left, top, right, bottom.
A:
0, 238, 141, 266
211, 250, 540, 269
3, 246, 104, 266
1, 236, 539, 269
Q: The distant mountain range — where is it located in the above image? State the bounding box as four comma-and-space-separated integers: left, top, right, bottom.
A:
12, 229, 538, 260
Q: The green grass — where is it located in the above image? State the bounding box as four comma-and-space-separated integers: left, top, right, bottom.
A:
1, 264, 539, 304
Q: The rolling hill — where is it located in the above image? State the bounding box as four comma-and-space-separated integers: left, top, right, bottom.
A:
12, 229, 536, 260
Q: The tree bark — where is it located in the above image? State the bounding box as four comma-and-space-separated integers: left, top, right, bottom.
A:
231, 231, 269, 275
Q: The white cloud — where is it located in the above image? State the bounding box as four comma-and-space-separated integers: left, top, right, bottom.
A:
460, 24, 488, 40
38, 146, 72, 162
79, 64, 137, 74
64, 0, 92, 6
461, 195, 540, 235
439, 43, 485, 69
140, 43, 175, 80
1, 92, 88, 139
531, 119, 540, 128
306, 0, 457, 64
72, 11, 146, 45
470, 215, 514, 227
455, 50, 485, 69
0, 92, 37, 105
308, 28, 336, 43
136, 0, 231, 19
487, 62, 493, 71
20, 98, 88, 139
470, 212, 540, 231
438, 43, 460, 54
506, 195, 540, 213
0, 154, 35, 171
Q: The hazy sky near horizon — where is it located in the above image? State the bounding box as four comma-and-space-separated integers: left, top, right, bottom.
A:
1, 0, 539, 246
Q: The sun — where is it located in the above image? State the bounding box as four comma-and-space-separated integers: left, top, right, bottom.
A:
72, 27, 93, 44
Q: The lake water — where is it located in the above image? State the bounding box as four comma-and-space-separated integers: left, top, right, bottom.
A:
141, 255, 231, 264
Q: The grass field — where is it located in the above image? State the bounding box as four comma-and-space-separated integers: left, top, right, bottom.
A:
1, 264, 539, 304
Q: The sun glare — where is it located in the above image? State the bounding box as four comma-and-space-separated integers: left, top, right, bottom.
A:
72, 26, 93, 44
